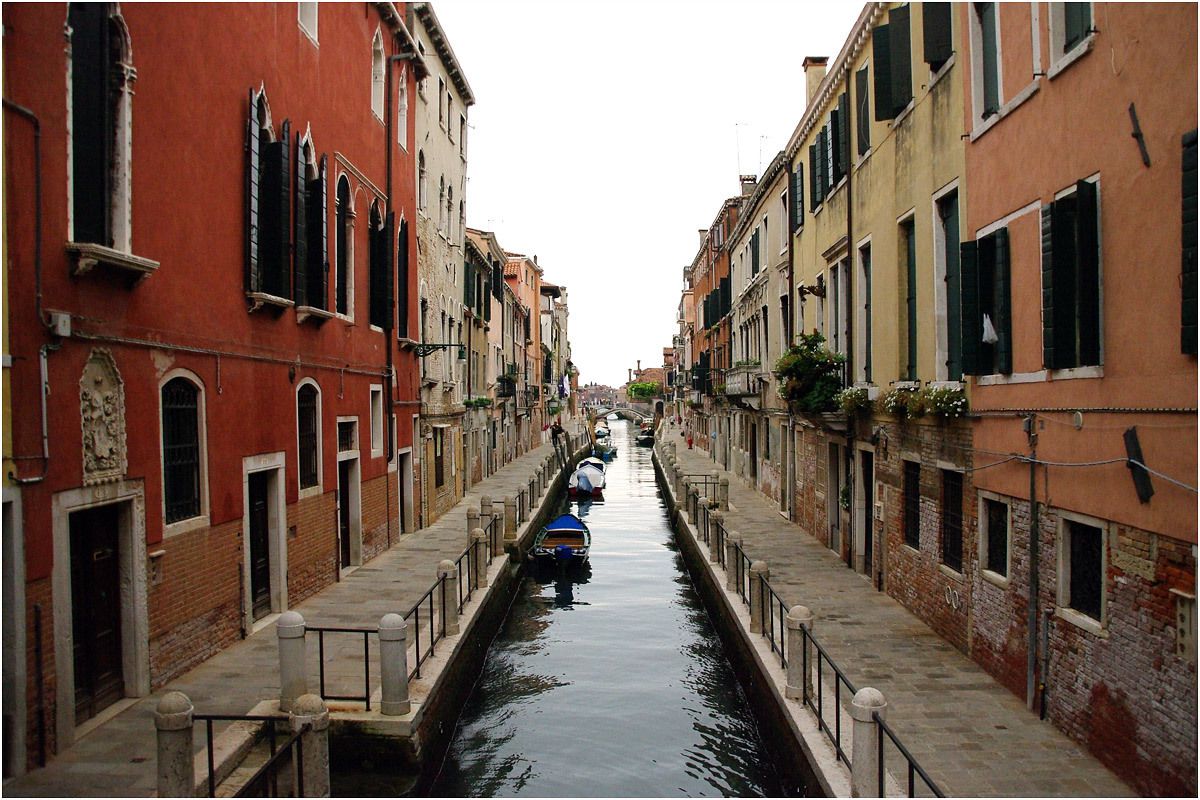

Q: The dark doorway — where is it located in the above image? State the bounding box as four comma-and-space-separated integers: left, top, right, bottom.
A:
70, 505, 123, 724
248, 472, 272, 621
862, 451, 875, 582
338, 461, 352, 568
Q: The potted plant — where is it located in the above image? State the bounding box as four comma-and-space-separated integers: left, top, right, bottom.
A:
774, 333, 846, 426
924, 385, 969, 418
836, 386, 872, 415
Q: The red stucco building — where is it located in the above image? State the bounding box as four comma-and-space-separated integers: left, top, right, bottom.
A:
2, 2, 424, 773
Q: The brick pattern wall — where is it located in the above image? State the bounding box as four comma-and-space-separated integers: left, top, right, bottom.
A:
287, 493, 337, 606
360, 472, 397, 564
24, 578, 54, 770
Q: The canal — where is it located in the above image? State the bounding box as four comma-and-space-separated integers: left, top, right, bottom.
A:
427, 419, 785, 797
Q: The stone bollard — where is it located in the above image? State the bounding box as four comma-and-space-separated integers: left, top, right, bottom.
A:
850, 687, 888, 798
726, 533, 742, 592
708, 509, 723, 562
675, 469, 685, 501
749, 560, 769, 634
155, 691, 194, 798
698, 498, 710, 542
438, 559, 460, 635
785, 605, 814, 701
479, 494, 493, 537
719, 478, 730, 511
492, 500, 506, 556
473, 528, 489, 588
466, 508, 480, 548
277, 610, 307, 712
290, 694, 331, 798
504, 497, 517, 543
378, 614, 411, 716
711, 471, 720, 503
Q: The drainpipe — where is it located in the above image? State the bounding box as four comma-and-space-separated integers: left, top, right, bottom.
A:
1025, 413, 1040, 709
843, 65, 856, 570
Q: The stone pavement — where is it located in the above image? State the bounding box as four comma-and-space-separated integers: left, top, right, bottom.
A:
669, 438, 1132, 798
6, 431, 581, 798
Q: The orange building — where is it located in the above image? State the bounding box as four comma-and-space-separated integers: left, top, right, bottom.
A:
960, 4, 1196, 794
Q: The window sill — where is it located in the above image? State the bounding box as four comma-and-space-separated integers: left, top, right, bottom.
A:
938, 562, 965, 581
974, 370, 1046, 386
298, 485, 323, 500
1049, 365, 1103, 381
163, 514, 210, 540
67, 242, 159, 284
926, 53, 957, 91
296, 305, 336, 325
969, 81, 1040, 143
1055, 606, 1107, 637
981, 568, 1010, 590
1048, 35, 1095, 81
889, 99, 916, 129
247, 292, 294, 314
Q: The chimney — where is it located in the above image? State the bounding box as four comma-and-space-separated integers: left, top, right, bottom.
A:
637, 359, 641, 372
739, 174, 758, 197
699, 229, 707, 247
803, 56, 829, 107
627, 368, 633, 383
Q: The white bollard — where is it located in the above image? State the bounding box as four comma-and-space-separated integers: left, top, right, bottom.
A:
290, 694, 331, 798
438, 559, 460, 635
492, 500, 507, 556
726, 532, 742, 592
749, 560, 769, 634
155, 691, 194, 797
850, 687, 888, 798
709, 509, 723, 562
479, 494, 493, 538
504, 497, 517, 543
466, 508, 480, 548
378, 614, 411, 716
719, 477, 730, 511
277, 610, 307, 712
785, 605, 814, 701
473, 528, 489, 588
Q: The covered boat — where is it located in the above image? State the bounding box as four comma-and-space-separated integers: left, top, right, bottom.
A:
568, 458, 606, 496
530, 513, 591, 563
594, 424, 610, 440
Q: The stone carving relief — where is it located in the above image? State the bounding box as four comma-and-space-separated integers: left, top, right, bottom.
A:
80, 348, 127, 486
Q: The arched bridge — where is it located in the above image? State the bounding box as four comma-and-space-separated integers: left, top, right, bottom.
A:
591, 402, 661, 423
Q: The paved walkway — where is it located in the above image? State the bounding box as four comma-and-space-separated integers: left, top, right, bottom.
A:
7, 432, 580, 797
668, 437, 1131, 797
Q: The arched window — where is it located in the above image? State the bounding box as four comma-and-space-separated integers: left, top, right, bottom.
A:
417, 151, 426, 210
297, 382, 321, 491
295, 131, 328, 310
368, 200, 393, 328
335, 175, 352, 316
371, 29, 385, 120
397, 67, 409, 150
446, 187, 454, 240
438, 176, 446, 234
162, 377, 202, 524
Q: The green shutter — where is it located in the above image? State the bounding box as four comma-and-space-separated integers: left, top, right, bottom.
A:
837, 92, 850, 180
245, 89, 261, 293
824, 122, 834, 191
856, 67, 871, 155
889, 4, 913, 115
992, 227, 1013, 374
1075, 180, 1101, 366
1064, 2, 1091, 50
941, 194, 962, 380
830, 109, 843, 184
809, 145, 822, 206
751, 230, 760, 275
294, 132, 308, 308
1040, 205, 1058, 368
792, 164, 805, 229
923, 2, 953, 70
872, 23, 894, 121
464, 259, 475, 309
906, 222, 918, 379
383, 212, 395, 329
978, 4, 1000, 116
960, 240, 981, 375
1183, 130, 1197, 354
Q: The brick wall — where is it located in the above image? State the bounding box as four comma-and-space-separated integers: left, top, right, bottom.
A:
360, 472, 397, 564
287, 492, 337, 606
24, 578, 54, 770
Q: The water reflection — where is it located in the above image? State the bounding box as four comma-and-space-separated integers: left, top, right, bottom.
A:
429, 421, 783, 798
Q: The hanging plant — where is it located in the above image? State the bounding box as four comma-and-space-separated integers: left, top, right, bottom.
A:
839, 484, 851, 511
773, 332, 846, 413
924, 386, 969, 418
836, 386, 872, 415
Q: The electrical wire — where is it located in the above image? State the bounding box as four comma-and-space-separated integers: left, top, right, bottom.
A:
1034, 412, 1198, 431
963, 455, 1022, 473
1128, 459, 1199, 494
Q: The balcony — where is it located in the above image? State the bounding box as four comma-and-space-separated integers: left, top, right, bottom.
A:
724, 363, 766, 397
496, 376, 517, 398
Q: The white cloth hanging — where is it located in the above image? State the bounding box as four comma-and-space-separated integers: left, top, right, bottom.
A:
982, 313, 999, 345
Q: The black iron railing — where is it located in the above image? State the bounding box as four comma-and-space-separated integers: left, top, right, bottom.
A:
877, 712, 945, 797
404, 576, 445, 680
760, 576, 790, 670
731, 538, 753, 604
307, 626, 374, 710
454, 538, 478, 611
235, 723, 309, 798
193, 714, 288, 798
799, 622, 856, 765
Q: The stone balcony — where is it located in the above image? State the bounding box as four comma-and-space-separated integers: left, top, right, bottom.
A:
724, 364, 766, 397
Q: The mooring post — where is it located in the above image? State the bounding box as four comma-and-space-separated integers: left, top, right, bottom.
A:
749, 560, 769, 634
479, 494, 493, 539
492, 500, 507, 556
466, 508, 480, 549
438, 560, 460, 635
726, 532, 742, 591
504, 496, 517, 543
378, 614, 410, 716
850, 687, 888, 798
711, 471, 720, 503
785, 606, 814, 700
473, 528, 489, 588
277, 610, 307, 712
698, 497, 710, 542
708, 509, 723, 562
290, 694, 331, 798
155, 691, 194, 798
719, 477, 730, 511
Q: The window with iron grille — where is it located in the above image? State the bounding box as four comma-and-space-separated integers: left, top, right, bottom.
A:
162, 378, 201, 523
434, 428, 445, 487
903, 460, 920, 549
1065, 519, 1103, 621
298, 385, 319, 489
982, 497, 1009, 578
941, 470, 963, 571
338, 420, 357, 452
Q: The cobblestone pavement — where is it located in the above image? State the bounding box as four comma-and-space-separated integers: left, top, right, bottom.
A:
669, 438, 1132, 798
6, 432, 580, 798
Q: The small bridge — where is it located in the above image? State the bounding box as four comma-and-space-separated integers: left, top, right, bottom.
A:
591, 401, 661, 423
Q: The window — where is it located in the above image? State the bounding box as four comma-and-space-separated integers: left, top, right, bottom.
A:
900, 219, 917, 380
1042, 180, 1101, 370
750, 229, 760, 276
858, 243, 872, 383
903, 460, 920, 549
936, 190, 962, 379
972, 3, 1001, 120
416, 42, 427, 98
162, 377, 202, 524
335, 174, 351, 316
68, 3, 134, 252
459, 114, 467, 157
337, 419, 357, 452
790, 163, 805, 230
246, 89, 289, 299
438, 78, 447, 128
438, 176, 446, 234
446, 187, 454, 241
961, 227, 1012, 375
371, 31, 385, 121
1184, 131, 1197, 354
922, 3, 953, 72
397, 70, 409, 150
1050, 2, 1093, 67
940, 470, 963, 572
1060, 517, 1105, 624
368, 202, 394, 329
298, 2, 318, 42
417, 151, 427, 211
397, 218, 410, 338
369, 386, 383, 457
872, 4, 913, 121
294, 134, 328, 310
434, 427, 446, 487
447, 96, 454, 141
980, 496, 1009, 579
297, 383, 320, 490
855, 66, 871, 155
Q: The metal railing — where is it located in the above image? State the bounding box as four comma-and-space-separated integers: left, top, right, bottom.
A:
404, 576, 446, 680
877, 712, 945, 797
760, 577, 790, 670
193, 713, 288, 797
235, 723, 309, 797
799, 622, 856, 765
730, 538, 753, 604
485, 515, 502, 564
307, 626, 375, 710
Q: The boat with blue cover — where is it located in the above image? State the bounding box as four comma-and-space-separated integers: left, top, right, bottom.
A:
530, 513, 591, 563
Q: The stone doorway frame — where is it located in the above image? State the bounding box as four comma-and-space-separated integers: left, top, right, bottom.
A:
241, 452, 288, 635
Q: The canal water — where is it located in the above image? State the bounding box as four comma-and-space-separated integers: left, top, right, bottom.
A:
427, 420, 784, 797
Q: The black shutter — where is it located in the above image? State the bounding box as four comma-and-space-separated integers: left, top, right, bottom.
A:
792, 163, 805, 229
721, 276, 731, 316
277, 120, 291, 298
824, 122, 834, 192
992, 227, 1013, 374
69, 3, 112, 246
294, 133, 308, 308
397, 218, 410, 337
492, 262, 503, 301
245, 90, 261, 293
856, 67, 871, 155
383, 212, 395, 329
1184, 130, 1198, 354
837, 92, 850, 180
309, 155, 328, 309
817, 127, 828, 198
889, 4, 913, 116
1052, 196, 1078, 368
1075, 180, 1100, 366
809, 144, 822, 206
830, 109, 843, 184
464, 259, 475, 308
1041, 205, 1057, 368
959, 240, 981, 375
258, 137, 289, 298
873, 23, 894, 121
923, 2, 953, 70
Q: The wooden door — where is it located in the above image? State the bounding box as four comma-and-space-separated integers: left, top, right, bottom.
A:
70, 505, 123, 723
338, 461, 351, 568
862, 452, 874, 581
248, 472, 272, 620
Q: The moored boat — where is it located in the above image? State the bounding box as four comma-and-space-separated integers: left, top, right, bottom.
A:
568, 458, 606, 496
530, 513, 591, 563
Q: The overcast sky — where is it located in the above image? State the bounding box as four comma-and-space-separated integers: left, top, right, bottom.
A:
434, 1, 865, 388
